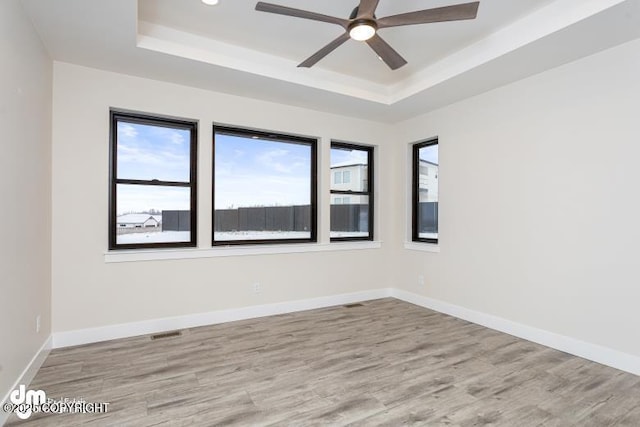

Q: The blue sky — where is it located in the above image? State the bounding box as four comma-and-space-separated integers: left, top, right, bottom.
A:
116, 122, 191, 214
330, 146, 368, 167
117, 185, 190, 215
117, 122, 191, 182
419, 144, 439, 164
215, 134, 312, 209
115, 125, 381, 214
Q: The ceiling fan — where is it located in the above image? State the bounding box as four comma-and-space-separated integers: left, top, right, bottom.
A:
255, 0, 480, 70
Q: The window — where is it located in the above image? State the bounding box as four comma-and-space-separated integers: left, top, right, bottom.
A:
333, 171, 352, 186
109, 111, 197, 250
330, 142, 373, 241
412, 139, 439, 244
213, 125, 317, 245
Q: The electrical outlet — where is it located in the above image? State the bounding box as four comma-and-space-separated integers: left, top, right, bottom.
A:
418, 275, 425, 287
252, 282, 261, 294
36, 315, 41, 333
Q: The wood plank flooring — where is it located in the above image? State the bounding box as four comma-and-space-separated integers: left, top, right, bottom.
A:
5, 298, 640, 426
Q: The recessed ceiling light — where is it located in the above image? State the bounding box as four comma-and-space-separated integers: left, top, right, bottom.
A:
202, 0, 219, 5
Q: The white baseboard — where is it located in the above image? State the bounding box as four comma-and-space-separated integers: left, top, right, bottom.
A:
1, 335, 52, 426
391, 288, 640, 377
53, 288, 393, 348
50, 287, 640, 378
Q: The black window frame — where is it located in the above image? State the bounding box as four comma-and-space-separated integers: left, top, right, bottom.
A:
330, 141, 374, 242
412, 138, 439, 244
212, 125, 318, 246
109, 110, 198, 250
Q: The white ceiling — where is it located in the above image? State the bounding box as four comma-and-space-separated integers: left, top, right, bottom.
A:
138, 0, 556, 85
22, 0, 640, 122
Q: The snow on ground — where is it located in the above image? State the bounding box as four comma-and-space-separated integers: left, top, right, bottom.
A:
330, 232, 369, 238
214, 231, 311, 241
118, 230, 371, 244
419, 232, 438, 239
117, 231, 190, 244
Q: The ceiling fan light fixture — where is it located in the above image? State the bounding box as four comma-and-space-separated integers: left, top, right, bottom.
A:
202, 0, 219, 5
256, 1, 480, 69
349, 20, 376, 41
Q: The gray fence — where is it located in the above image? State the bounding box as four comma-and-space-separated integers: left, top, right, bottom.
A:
330, 204, 369, 232
215, 206, 311, 232
418, 202, 438, 233
162, 210, 191, 232
165, 203, 435, 233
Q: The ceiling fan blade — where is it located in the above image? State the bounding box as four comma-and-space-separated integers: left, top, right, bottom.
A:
298, 32, 350, 68
366, 34, 407, 70
356, 0, 380, 19
256, 2, 349, 29
377, 1, 479, 29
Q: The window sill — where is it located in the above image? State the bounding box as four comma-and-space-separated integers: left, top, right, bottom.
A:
404, 242, 440, 253
104, 241, 382, 263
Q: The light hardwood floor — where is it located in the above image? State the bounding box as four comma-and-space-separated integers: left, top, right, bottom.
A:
6, 298, 640, 426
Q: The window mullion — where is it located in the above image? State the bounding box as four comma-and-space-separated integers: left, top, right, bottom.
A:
330, 190, 370, 196
115, 179, 192, 187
